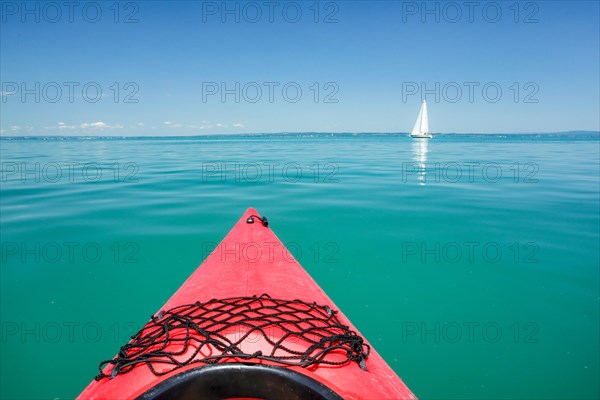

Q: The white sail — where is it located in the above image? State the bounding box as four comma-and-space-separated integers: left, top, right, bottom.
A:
410, 100, 432, 138
421, 101, 429, 133
411, 104, 423, 136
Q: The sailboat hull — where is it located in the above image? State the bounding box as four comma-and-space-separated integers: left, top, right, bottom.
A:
409, 133, 432, 139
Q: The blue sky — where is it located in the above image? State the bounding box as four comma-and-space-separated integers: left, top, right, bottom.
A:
1, 0, 599, 135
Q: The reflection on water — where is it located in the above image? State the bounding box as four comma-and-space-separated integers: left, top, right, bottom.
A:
412, 138, 429, 185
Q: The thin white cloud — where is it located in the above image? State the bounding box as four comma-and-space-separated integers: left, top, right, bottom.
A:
3, 125, 34, 133
154, 121, 247, 131
57, 122, 76, 129
165, 121, 226, 130
3, 120, 248, 135
41, 121, 124, 131
79, 121, 123, 130
163, 121, 183, 128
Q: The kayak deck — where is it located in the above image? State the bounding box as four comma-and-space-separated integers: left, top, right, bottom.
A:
78, 208, 416, 399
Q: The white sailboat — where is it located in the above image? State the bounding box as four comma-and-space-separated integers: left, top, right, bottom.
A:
410, 100, 432, 139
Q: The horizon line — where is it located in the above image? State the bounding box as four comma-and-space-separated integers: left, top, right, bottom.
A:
1, 130, 599, 139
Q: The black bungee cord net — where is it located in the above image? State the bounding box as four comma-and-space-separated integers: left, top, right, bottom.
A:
95, 294, 370, 380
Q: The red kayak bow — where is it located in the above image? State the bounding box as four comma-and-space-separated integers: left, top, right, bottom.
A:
78, 208, 416, 399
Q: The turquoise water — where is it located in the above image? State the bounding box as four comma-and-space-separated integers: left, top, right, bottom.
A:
1, 133, 598, 400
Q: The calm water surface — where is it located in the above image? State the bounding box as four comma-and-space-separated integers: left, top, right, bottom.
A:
1, 134, 599, 399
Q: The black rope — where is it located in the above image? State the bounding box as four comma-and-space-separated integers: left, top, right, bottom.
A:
95, 294, 370, 380
246, 214, 268, 226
